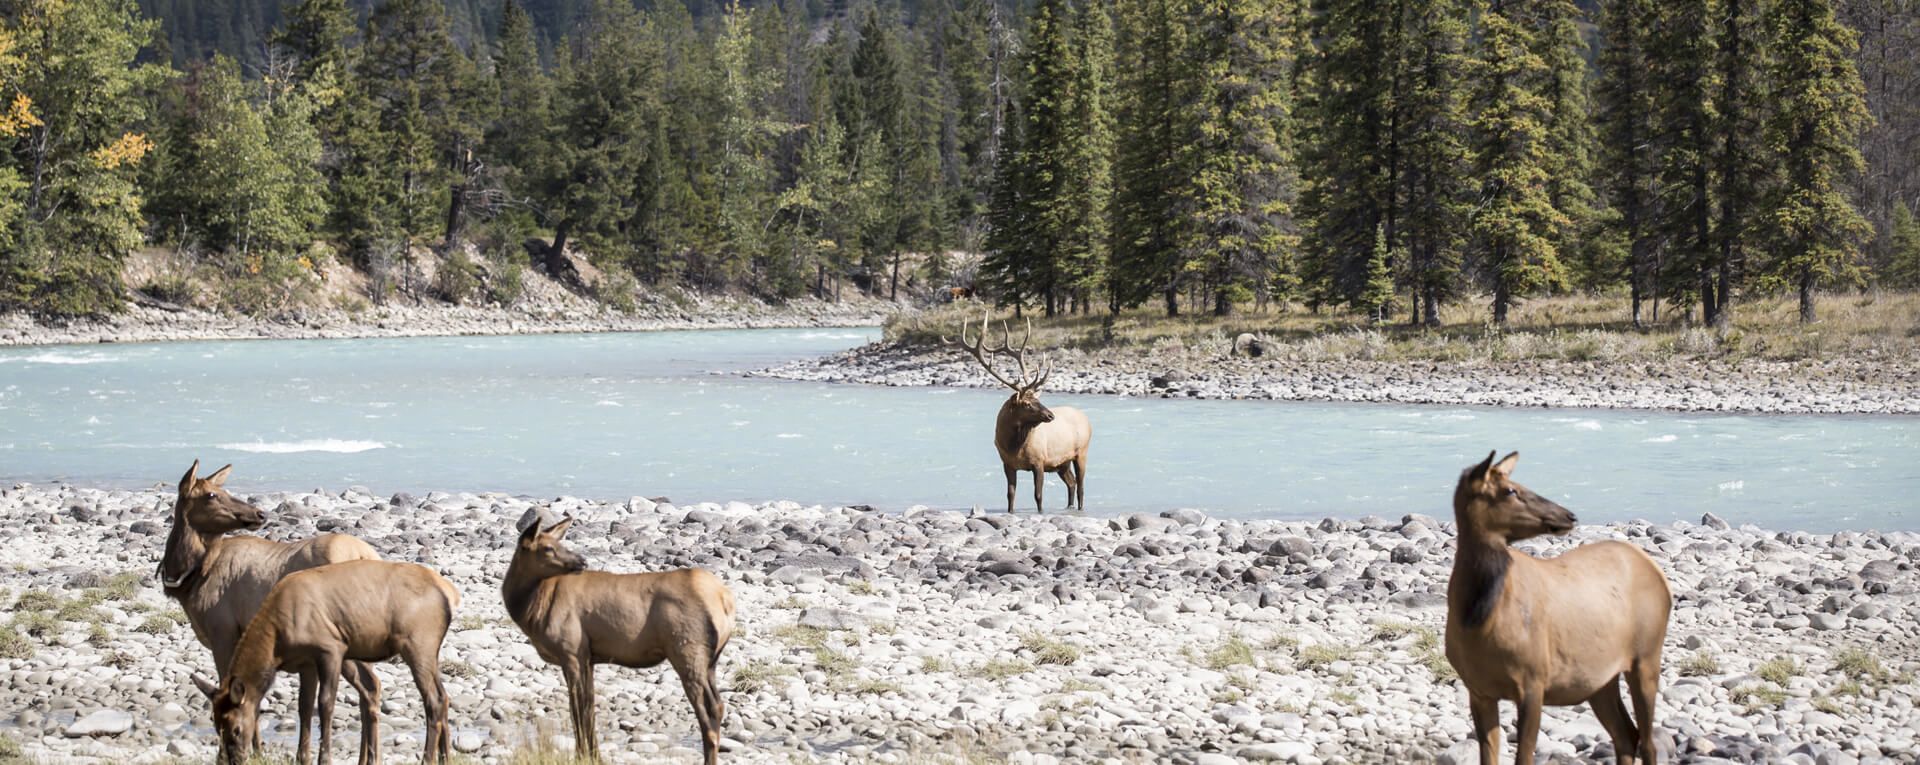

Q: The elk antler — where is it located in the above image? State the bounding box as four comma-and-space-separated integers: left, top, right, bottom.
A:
949, 312, 1049, 392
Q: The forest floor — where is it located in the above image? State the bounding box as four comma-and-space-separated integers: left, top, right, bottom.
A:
756, 293, 1920, 414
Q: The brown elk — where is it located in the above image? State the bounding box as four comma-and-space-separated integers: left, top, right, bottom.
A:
952, 314, 1092, 512
207, 560, 460, 765
162, 460, 385, 765
1444, 452, 1672, 765
502, 516, 737, 765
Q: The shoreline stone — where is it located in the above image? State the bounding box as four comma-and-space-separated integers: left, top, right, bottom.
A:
2, 484, 1916, 763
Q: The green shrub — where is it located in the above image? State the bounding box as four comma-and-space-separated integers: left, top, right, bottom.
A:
595, 270, 639, 314
437, 249, 483, 305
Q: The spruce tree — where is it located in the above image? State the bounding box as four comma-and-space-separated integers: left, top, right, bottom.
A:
1360, 223, 1396, 322
1298, 0, 1397, 312
1595, 0, 1658, 326
1710, 0, 1771, 326
485, 0, 551, 236
1763, 0, 1873, 323
1110, 0, 1197, 315
541, 0, 657, 280
1537, 0, 1601, 291
1468, 0, 1568, 325
1396, 0, 1472, 325
1650, 0, 1718, 323
1186, 0, 1298, 317
1889, 204, 1920, 288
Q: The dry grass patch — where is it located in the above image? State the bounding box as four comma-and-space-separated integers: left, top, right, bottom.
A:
1205, 636, 1255, 670
1019, 632, 1082, 666
974, 658, 1034, 680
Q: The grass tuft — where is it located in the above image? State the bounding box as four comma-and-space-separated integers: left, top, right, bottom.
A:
1678, 653, 1721, 677
1296, 643, 1355, 671
1205, 636, 1255, 670
1757, 656, 1801, 685
1832, 647, 1887, 682
974, 658, 1034, 680
731, 659, 796, 693
0, 626, 30, 659
1019, 632, 1082, 666
919, 655, 951, 673
13, 589, 59, 612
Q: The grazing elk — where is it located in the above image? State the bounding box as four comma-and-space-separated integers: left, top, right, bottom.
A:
161, 460, 385, 765
207, 560, 460, 765
502, 516, 737, 765
1445, 452, 1672, 764
952, 314, 1092, 512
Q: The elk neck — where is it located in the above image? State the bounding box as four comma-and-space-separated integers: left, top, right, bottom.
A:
159, 514, 211, 597
501, 560, 560, 629
226, 617, 282, 706
994, 401, 1037, 455
1450, 517, 1512, 630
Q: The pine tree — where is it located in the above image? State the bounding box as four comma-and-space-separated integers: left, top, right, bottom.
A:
1763, 0, 1873, 323
1889, 204, 1920, 288
982, 0, 1109, 317
1058, 0, 1113, 313
0, 0, 158, 316
272, 0, 353, 86
1709, 0, 1771, 326
711, 1, 791, 293
1650, 0, 1718, 323
1469, 0, 1568, 325
1396, 0, 1472, 325
1298, 0, 1397, 312
1360, 222, 1396, 322
1110, 0, 1197, 315
542, 0, 658, 280
484, 0, 551, 236
1537, 0, 1601, 291
1187, 0, 1300, 317
1595, 0, 1658, 326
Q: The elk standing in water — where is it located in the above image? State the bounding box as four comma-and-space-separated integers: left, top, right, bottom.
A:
1445, 452, 1672, 764
953, 314, 1093, 512
207, 560, 460, 765
161, 461, 385, 765
502, 516, 737, 765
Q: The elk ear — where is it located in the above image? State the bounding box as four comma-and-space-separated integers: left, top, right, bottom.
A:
1492, 451, 1520, 478
179, 459, 201, 493
205, 464, 234, 490
192, 672, 219, 699
544, 516, 576, 538
519, 519, 543, 543
1469, 450, 1498, 482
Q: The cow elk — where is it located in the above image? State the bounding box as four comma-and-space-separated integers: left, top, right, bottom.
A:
207, 560, 460, 765
1444, 452, 1672, 764
162, 460, 385, 765
502, 516, 737, 765
953, 313, 1092, 512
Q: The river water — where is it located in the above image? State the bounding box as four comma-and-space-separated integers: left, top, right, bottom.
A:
1, 328, 1913, 530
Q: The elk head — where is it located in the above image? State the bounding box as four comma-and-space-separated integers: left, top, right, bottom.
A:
951, 312, 1055, 417
1453, 451, 1577, 543
162, 460, 263, 590
208, 676, 258, 765
512, 516, 587, 579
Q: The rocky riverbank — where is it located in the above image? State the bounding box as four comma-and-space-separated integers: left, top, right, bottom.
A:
0, 294, 892, 347
2, 484, 1916, 764
754, 341, 1920, 414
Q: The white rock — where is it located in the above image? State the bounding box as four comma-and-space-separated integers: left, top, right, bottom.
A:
65, 709, 133, 737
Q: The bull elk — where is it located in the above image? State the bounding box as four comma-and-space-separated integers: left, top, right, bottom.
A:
207, 560, 460, 765
161, 460, 385, 765
1444, 452, 1672, 764
952, 314, 1092, 512
502, 516, 737, 765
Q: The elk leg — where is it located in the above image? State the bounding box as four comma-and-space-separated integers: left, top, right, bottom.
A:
1055, 466, 1074, 510
343, 660, 382, 765
1514, 688, 1544, 765
298, 666, 319, 765
405, 651, 449, 765
561, 658, 597, 763
670, 651, 721, 765
1628, 653, 1663, 764
1588, 677, 1641, 765
1072, 455, 1086, 511
316, 651, 345, 765
1032, 468, 1044, 513
1003, 465, 1018, 514
1468, 692, 1501, 765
